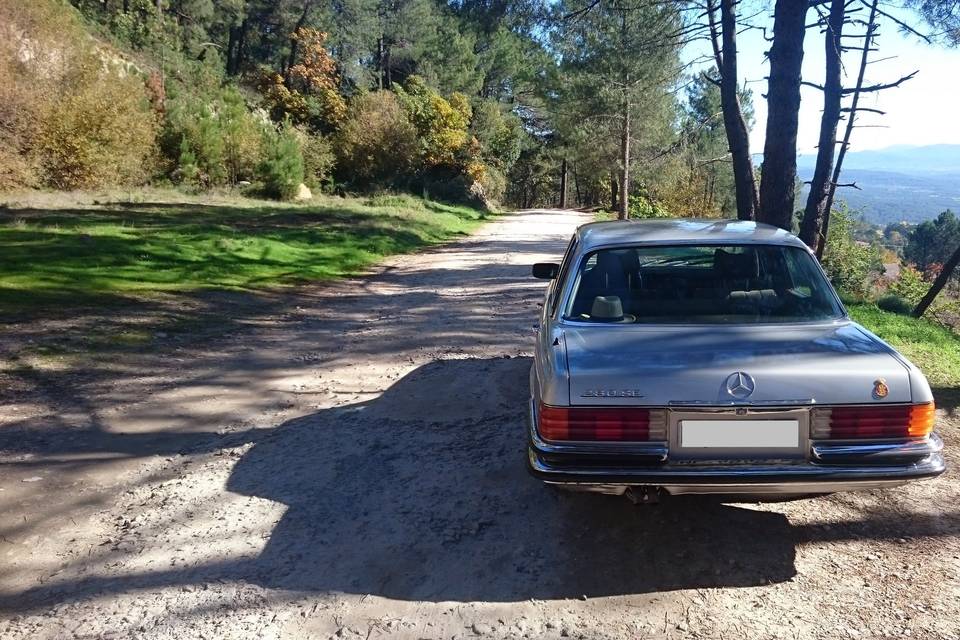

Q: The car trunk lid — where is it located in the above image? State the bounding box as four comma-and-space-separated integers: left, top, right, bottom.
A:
564, 321, 912, 406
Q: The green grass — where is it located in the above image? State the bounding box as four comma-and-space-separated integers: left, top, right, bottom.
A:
848, 303, 960, 388
0, 192, 489, 317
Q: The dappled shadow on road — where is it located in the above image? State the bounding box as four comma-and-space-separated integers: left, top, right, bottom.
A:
8, 357, 960, 612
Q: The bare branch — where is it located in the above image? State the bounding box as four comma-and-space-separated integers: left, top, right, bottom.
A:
563, 0, 601, 22
840, 106, 885, 114
842, 70, 917, 93
874, 6, 931, 43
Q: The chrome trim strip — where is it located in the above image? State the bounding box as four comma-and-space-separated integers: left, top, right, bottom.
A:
667, 399, 817, 406
811, 434, 943, 462
528, 448, 946, 482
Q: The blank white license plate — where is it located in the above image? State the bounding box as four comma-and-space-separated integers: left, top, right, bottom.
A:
680, 420, 800, 448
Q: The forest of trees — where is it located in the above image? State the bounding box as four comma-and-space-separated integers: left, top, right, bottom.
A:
0, 0, 759, 216
0, 0, 956, 226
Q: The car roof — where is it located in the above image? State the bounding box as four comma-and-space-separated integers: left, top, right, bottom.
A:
576, 218, 809, 251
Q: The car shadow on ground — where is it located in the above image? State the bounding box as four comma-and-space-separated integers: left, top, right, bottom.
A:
224, 356, 798, 601
11, 356, 958, 611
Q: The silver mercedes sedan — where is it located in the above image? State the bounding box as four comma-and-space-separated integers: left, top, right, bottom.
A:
528, 219, 945, 501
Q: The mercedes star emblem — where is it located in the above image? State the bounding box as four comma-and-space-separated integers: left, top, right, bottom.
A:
725, 371, 756, 399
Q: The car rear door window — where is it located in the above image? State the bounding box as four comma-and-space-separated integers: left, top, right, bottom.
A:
562, 244, 844, 324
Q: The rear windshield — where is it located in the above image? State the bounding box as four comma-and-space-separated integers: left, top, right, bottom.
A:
562, 244, 844, 324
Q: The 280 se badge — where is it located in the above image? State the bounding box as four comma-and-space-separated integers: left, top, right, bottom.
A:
581, 389, 645, 398
528, 219, 945, 500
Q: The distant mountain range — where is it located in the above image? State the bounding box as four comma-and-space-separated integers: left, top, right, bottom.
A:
767, 144, 960, 225
797, 144, 960, 174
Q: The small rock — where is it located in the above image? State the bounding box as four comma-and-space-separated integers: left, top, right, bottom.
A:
294, 183, 312, 201
471, 622, 494, 635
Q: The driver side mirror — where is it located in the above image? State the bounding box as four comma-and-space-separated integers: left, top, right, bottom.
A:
532, 263, 559, 280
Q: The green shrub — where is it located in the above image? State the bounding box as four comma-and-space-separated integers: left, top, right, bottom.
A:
333, 91, 417, 188
478, 165, 506, 204
820, 205, 883, 297
258, 122, 305, 200
628, 192, 672, 219
220, 88, 265, 184
877, 294, 913, 315
163, 86, 265, 187
888, 265, 928, 306
298, 130, 335, 191
469, 100, 523, 172
364, 193, 425, 209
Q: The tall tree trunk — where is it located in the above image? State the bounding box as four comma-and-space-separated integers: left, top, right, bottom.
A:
228, 19, 249, 76
714, 0, 759, 220
619, 100, 630, 220
759, 0, 808, 231
817, 0, 880, 258
384, 44, 392, 89
376, 36, 385, 90
227, 24, 241, 75
800, 0, 845, 248
913, 244, 960, 317
574, 167, 582, 206
559, 158, 568, 208
610, 172, 619, 213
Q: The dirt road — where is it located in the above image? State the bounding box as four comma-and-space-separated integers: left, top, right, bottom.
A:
2, 209, 959, 639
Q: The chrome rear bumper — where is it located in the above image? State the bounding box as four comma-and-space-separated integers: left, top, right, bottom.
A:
527, 403, 946, 496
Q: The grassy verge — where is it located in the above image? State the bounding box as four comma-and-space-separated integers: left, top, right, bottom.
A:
0, 191, 490, 318
848, 303, 960, 388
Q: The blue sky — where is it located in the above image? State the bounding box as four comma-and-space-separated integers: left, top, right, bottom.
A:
684, 2, 960, 154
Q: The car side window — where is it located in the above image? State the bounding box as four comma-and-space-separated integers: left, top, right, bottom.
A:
550, 236, 579, 314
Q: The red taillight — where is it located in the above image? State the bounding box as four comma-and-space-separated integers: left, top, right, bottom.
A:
815, 403, 936, 439
538, 403, 658, 442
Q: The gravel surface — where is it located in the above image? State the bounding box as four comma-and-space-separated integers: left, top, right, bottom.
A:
1, 209, 959, 639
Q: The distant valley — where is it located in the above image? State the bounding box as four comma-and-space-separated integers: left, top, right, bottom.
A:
792, 144, 960, 225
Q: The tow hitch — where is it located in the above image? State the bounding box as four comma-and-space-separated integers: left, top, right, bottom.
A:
625, 486, 661, 504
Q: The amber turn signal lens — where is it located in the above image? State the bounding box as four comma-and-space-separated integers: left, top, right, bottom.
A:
908, 402, 936, 438
823, 402, 936, 439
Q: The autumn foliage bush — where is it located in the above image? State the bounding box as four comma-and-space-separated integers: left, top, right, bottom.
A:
394, 76, 472, 169
0, 0, 156, 190
334, 91, 418, 188
259, 29, 346, 134
40, 63, 158, 189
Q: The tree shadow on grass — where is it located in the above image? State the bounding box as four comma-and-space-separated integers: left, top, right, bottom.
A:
0, 199, 487, 324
